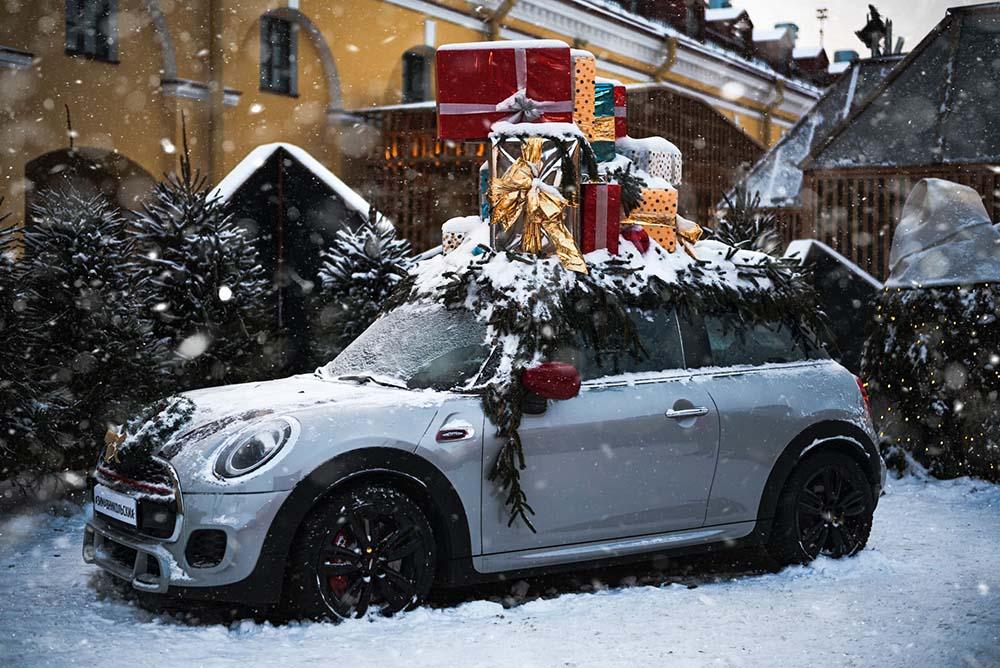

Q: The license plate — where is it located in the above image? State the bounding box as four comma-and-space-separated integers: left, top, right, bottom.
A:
93, 484, 138, 527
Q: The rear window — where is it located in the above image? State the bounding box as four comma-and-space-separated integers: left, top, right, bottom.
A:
704, 316, 821, 367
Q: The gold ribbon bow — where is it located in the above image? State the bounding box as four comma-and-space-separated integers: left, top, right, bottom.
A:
489, 137, 588, 274
104, 427, 126, 463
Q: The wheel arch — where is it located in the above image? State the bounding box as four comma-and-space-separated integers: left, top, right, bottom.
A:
756, 421, 880, 538
248, 447, 473, 604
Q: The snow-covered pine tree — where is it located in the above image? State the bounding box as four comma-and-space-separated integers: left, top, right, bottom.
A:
0, 198, 37, 478
312, 210, 412, 360
711, 187, 782, 256
132, 132, 272, 387
16, 189, 168, 471
863, 286, 1000, 482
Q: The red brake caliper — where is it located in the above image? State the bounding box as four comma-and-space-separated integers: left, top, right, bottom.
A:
328, 529, 352, 597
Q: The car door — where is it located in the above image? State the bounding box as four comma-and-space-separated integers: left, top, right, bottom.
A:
480, 307, 721, 556
679, 312, 832, 527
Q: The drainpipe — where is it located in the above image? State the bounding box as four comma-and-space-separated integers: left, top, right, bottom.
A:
207, 0, 226, 182
653, 35, 679, 81
761, 79, 785, 146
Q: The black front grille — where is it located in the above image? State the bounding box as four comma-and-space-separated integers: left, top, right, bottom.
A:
185, 530, 227, 568
108, 541, 137, 570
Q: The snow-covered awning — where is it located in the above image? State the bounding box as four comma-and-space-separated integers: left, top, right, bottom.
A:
887, 178, 1000, 289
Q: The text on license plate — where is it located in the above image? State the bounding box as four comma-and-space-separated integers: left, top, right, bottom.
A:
93, 484, 138, 527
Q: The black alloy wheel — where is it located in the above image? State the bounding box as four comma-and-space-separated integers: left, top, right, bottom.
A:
286, 484, 436, 620
794, 464, 869, 558
767, 450, 874, 566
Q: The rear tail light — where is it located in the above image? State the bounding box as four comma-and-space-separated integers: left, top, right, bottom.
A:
855, 376, 872, 416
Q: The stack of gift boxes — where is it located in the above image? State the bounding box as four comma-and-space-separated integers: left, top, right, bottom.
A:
436, 39, 699, 273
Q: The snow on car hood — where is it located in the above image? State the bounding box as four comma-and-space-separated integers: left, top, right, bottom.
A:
161, 373, 451, 462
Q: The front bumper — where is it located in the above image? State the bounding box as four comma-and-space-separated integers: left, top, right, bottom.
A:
84, 488, 290, 595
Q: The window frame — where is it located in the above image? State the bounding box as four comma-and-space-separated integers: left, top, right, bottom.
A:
65, 0, 119, 64
680, 311, 827, 370
259, 15, 298, 97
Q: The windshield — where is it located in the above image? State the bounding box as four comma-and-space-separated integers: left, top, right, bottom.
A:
321, 303, 491, 391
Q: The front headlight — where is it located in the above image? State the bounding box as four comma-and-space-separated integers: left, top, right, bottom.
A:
214, 417, 299, 479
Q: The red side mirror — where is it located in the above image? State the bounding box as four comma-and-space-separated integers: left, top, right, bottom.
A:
521, 362, 581, 401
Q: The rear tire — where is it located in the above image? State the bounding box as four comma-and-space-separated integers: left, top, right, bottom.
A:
766, 450, 874, 566
284, 484, 436, 620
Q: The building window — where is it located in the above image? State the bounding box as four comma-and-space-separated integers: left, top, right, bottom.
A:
260, 16, 297, 96
65, 0, 118, 62
402, 47, 433, 103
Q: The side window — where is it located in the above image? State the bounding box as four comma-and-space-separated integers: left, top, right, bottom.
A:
553, 307, 684, 381
704, 316, 809, 367
260, 16, 297, 96
65, 0, 118, 62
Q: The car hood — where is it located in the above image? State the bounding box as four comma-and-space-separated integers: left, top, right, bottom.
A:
160, 374, 456, 493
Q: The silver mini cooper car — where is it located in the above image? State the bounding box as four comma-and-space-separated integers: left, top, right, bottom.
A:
84, 301, 884, 620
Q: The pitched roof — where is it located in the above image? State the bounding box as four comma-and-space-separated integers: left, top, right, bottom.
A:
805, 3, 1000, 170
211, 142, 371, 216
752, 27, 791, 43
733, 57, 901, 207
793, 46, 824, 60
705, 7, 747, 23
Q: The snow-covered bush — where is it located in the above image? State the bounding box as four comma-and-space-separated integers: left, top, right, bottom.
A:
13, 189, 168, 472
863, 286, 1000, 481
132, 149, 272, 387
311, 215, 412, 362
862, 179, 1000, 482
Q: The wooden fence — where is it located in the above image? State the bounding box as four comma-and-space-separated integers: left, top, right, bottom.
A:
349, 87, 765, 252
802, 165, 1000, 280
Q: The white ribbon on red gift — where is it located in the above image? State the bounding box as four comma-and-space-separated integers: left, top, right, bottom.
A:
438, 47, 574, 123
594, 185, 608, 249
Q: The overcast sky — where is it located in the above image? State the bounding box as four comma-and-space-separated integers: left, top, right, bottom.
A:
734, 1, 982, 57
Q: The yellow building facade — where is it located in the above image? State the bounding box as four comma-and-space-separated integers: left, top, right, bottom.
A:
0, 0, 820, 228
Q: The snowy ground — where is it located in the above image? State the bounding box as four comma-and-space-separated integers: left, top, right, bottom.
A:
1, 475, 998, 668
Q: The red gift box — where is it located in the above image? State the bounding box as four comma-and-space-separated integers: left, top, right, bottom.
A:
436, 40, 574, 141
582, 183, 621, 254
613, 84, 627, 138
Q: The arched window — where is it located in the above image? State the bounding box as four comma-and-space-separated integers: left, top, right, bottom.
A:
260, 15, 298, 96
401, 46, 434, 104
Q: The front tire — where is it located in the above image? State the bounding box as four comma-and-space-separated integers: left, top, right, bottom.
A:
284, 484, 436, 620
766, 450, 874, 566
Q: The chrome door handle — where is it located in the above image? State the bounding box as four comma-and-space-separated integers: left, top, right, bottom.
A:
665, 407, 709, 419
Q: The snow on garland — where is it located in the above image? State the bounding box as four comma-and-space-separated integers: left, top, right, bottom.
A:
98, 396, 196, 493
393, 224, 825, 529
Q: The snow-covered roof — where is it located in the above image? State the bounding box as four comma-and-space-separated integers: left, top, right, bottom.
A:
752, 27, 791, 43
211, 143, 371, 216
565, 0, 820, 95
807, 4, 1000, 170
793, 46, 824, 60
705, 7, 747, 23
731, 57, 900, 208
784, 239, 883, 289
828, 60, 851, 75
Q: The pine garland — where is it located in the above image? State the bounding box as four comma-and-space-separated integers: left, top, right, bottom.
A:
102, 396, 196, 488
607, 164, 648, 216
395, 245, 824, 529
